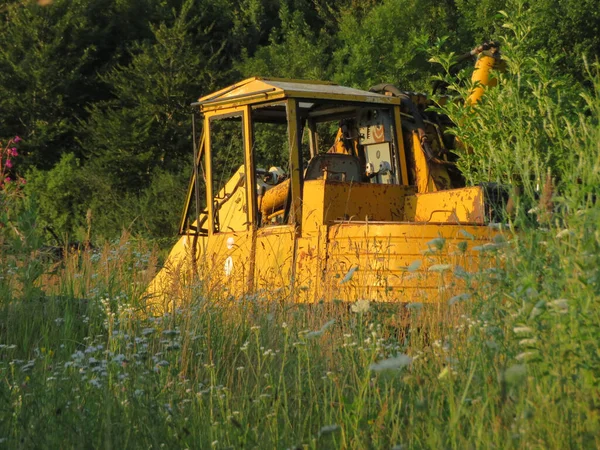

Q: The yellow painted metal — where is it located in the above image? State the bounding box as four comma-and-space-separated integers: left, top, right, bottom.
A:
329, 128, 349, 154
260, 179, 289, 222
404, 186, 486, 224
324, 222, 495, 303
204, 229, 254, 298
243, 105, 257, 293
294, 230, 327, 303
204, 115, 215, 236
243, 105, 256, 230
179, 129, 204, 234
198, 77, 402, 113
145, 233, 199, 314
147, 164, 251, 309
468, 54, 498, 105
199, 77, 336, 104
408, 128, 453, 193
212, 167, 249, 233
301, 180, 415, 232
145, 75, 504, 312
410, 131, 435, 193
253, 225, 296, 297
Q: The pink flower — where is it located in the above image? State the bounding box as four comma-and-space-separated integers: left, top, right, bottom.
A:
4, 177, 11, 183
14, 136, 21, 143
19, 178, 26, 185
10, 148, 18, 157
5, 159, 13, 169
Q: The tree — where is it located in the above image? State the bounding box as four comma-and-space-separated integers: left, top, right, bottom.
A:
237, 3, 332, 80
0, 0, 162, 170
454, 0, 600, 79
332, 0, 466, 91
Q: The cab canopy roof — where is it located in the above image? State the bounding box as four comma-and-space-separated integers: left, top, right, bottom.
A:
196, 77, 400, 112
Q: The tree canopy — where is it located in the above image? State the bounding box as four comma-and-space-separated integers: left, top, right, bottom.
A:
0, 0, 598, 242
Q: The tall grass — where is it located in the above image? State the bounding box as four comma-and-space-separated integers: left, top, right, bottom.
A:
1, 220, 599, 448
2, 7, 600, 449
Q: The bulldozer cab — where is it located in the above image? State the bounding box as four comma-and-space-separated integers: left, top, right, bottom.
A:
148, 76, 500, 312
181, 77, 408, 236
167, 77, 415, 303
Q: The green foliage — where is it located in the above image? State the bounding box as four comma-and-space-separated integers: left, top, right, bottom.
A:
431, 4, 600, 209
0, 137, 45, 302
80, 0, 228, 191
2, 0, 599, 242
454, 0, 600, 78
26, 153, 189, 243
1, 212, 600, 447
0, 0, 162, 170
26, 154, 91, 242
333, 0, 466, 91
1, 0, 600, 447
237, 4, 332, 80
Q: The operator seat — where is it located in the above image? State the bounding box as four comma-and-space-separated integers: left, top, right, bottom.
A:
260, 154, 363, 224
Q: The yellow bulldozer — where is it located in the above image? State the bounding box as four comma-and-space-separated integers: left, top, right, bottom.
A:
146, 42, 507, 313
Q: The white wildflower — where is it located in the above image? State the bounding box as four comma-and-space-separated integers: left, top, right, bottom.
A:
351, 299, 370, 314
426, 237, 446, 250
529, 301, 546, 319
513, 326, 533, 334
305, 319, 335, 339
518, 338, 538, 347
448, 293, 471, 305
369, 354, 412, 372
428, 264, 452, 272
405, 302, 423, 310
515, 351, 538, 361
549, 298, 569, 312
318, 424, 341, 436
555, 229, 574, 239
459, 229, 475, 239
112, 354, 126, 364
21, 361, 35, 372
402, 260, 422, 272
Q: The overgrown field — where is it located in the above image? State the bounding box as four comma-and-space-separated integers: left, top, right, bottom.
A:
2, 9, 600, 450
1, 213, 599, 448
